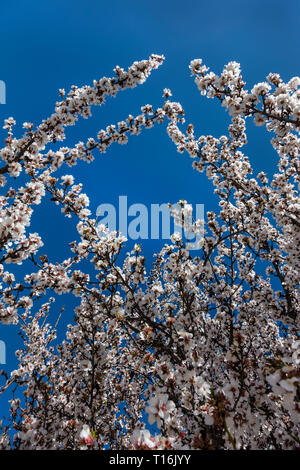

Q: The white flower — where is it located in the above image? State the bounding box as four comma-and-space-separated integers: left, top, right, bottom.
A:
251, 82, 271, 96
79, 424, 94, 446
146, 393, 175, 426
279, 378, 298, 393
204, 413, 214, 426
224, 61, 241, 77
80, 360, 92, 372
131, 429, 155, 449
189, 59, 203, 75
61, 175, 74, 186
288, 76, 300, 90
194, 377, 211, 397
292, 105, 300, 121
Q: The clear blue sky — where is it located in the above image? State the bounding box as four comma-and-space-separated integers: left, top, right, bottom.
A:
0, 0, 299, 421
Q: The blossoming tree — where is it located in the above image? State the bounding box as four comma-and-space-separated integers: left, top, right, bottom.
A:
0, 54, 299, 450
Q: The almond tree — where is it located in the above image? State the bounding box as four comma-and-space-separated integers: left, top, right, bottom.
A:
0, 54, 299, 450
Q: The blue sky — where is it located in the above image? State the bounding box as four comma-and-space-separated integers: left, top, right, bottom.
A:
0, 0, 299, 421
